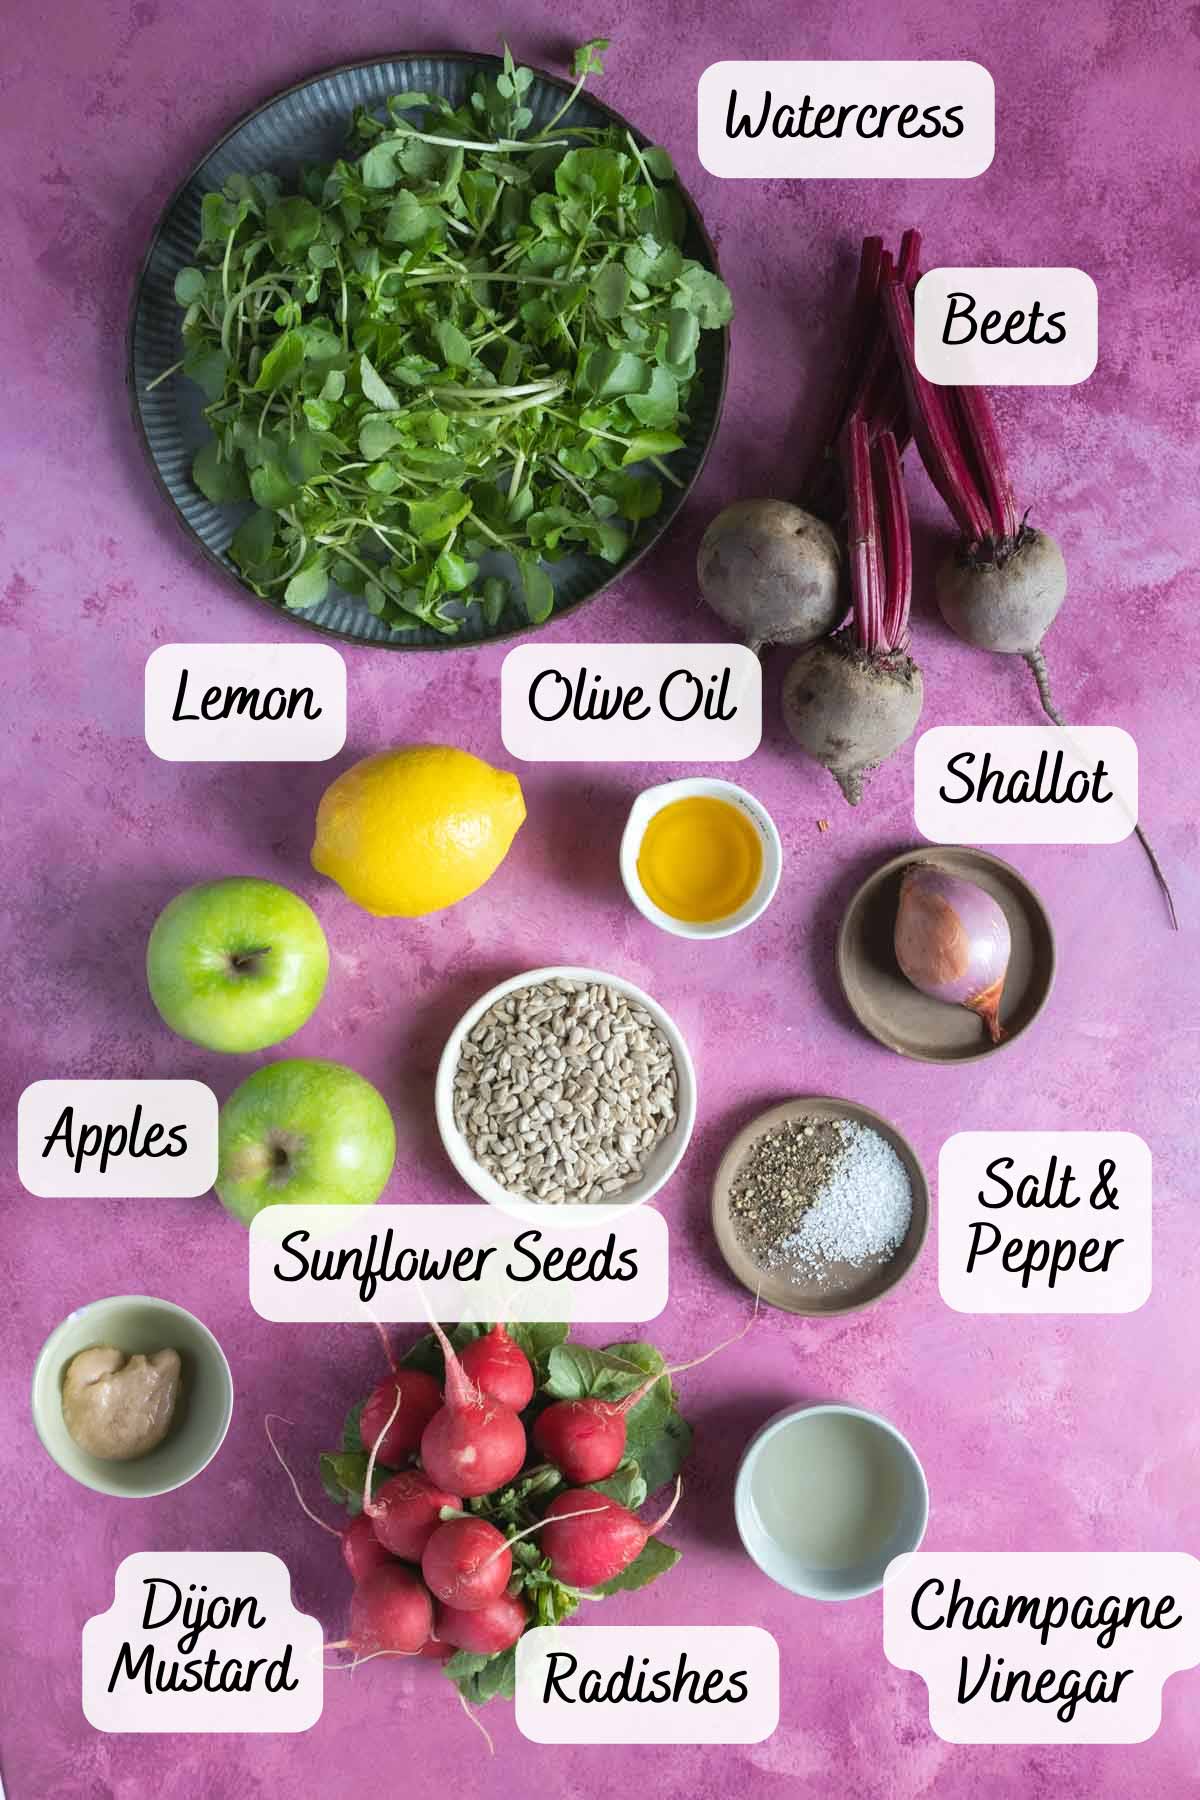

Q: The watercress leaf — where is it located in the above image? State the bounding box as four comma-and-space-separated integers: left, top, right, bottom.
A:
585, 347, 649, 400
637, 182, 686, 245
593, 519, 629, 563
192, 439, 248, 504
182, 343, 229, 402
302, 397, 334, 431
665, 306, 700, 368
366, 461, 401, 494
407, 488, 472, 542
594, 1536, 681, 1595
623, 235, 683, 287
320, 368, 346, 402
674, 263, 734, 328
285, 428, 326, 482
360, 142, 399, 189
555, 147, 625, 209
611, 470, 662, 522
625, 365, 679, 429
435, 547, 478, 592
516, 554, 555, 623
480, 575, 508, 626
265, 196, 322, 258
621, 429, 683, 466
254, 329, 306, 391
641, 145, 675, 181
284, 559, 329, 610
229, 508, 277, 574
358, 414, 401, 460
589, 264, 629, 322
433, 319, 471, 368
173, 266, 206, 305
248, 458, 298, 509
572, 36, 609, 77
359, 351, 400, 411
382, 190, 440, 244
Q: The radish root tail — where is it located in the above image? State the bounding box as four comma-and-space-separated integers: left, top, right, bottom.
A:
457, 1687, 496, 1755
1023, 648, 1179, 931
265, 1415, 341, 1539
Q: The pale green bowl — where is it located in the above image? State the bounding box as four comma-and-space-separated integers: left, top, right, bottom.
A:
31, 1296, 233, 1498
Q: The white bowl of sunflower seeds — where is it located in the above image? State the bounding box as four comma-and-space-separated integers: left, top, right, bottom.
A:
435, 966, 697, 1221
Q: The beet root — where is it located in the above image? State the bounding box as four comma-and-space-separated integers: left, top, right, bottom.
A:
697, 499, 843, 654
782, 631, 924, 804
935, 527, 1066, 655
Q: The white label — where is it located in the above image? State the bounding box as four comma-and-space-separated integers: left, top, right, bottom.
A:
915, 268, 1098, 386
697, 61, 994, 180
145, 644, 346, 761
18, 1080, 218, 1197
884, 1552, 1200, 1743
83, 1553, 323, 1733
914, 726, 1137, 844
938, 1132, 1151, 1314
515, 1626, 779, 1743
249, 1204, 668, 1323
500, 644, 761, 763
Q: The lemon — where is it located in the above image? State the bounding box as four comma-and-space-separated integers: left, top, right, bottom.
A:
311, 745, 526, 918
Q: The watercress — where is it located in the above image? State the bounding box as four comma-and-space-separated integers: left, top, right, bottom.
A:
157, 40, 731, 635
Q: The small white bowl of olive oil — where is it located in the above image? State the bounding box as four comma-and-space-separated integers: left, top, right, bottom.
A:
620, 777, 782, 940
735, 1403, 928, 1600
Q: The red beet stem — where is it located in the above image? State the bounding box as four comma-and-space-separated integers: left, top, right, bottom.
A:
881, 275, 991, 543
801, 236, 885, 508
949, 384, 1020, 546
875, 431, 913, 653
840, 413, 885, 654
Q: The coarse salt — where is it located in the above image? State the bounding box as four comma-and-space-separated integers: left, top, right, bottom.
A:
778, 1120, 912, 1276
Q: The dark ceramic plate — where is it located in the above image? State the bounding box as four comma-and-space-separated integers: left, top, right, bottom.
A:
836, 846, 1056, 1063
128, 53, 729, 650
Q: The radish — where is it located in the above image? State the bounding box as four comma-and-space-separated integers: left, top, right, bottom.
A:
882, 264, 1177, 926
365, 1469, 462, 1561
783, 415, 922, 803
533, 1314, 754, 1485
328, 1564, 433, 1658
421, 1516, 512, 1613
359, 1368, 443, 1465
541, 1479, 682, 1590
265, 1413, 410, 1575
458, 1324, 534, 1413
436, 1592, 527, 1656
341, 1510, 395, 1582
419, 1319, 527, 1498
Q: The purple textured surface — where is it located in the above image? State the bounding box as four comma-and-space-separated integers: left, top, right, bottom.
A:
2, 1, 1198, 1795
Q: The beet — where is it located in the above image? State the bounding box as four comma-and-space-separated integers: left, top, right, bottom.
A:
697, 499, 842, 654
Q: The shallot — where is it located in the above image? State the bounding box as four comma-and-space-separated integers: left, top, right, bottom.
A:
894, 864, 1011, 1043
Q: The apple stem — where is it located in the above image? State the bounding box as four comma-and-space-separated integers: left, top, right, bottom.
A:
230, 946, 271, 973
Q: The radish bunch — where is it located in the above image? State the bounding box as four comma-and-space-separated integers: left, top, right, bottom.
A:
271, 1317, 706, 1711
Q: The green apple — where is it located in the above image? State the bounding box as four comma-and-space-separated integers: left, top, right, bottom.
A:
147, 877, 329, 1053
215, 1058, 396, 1225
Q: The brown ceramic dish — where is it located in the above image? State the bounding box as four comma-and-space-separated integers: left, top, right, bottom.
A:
837, 846, 1055, 1064
711, 1097, 929, 1317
